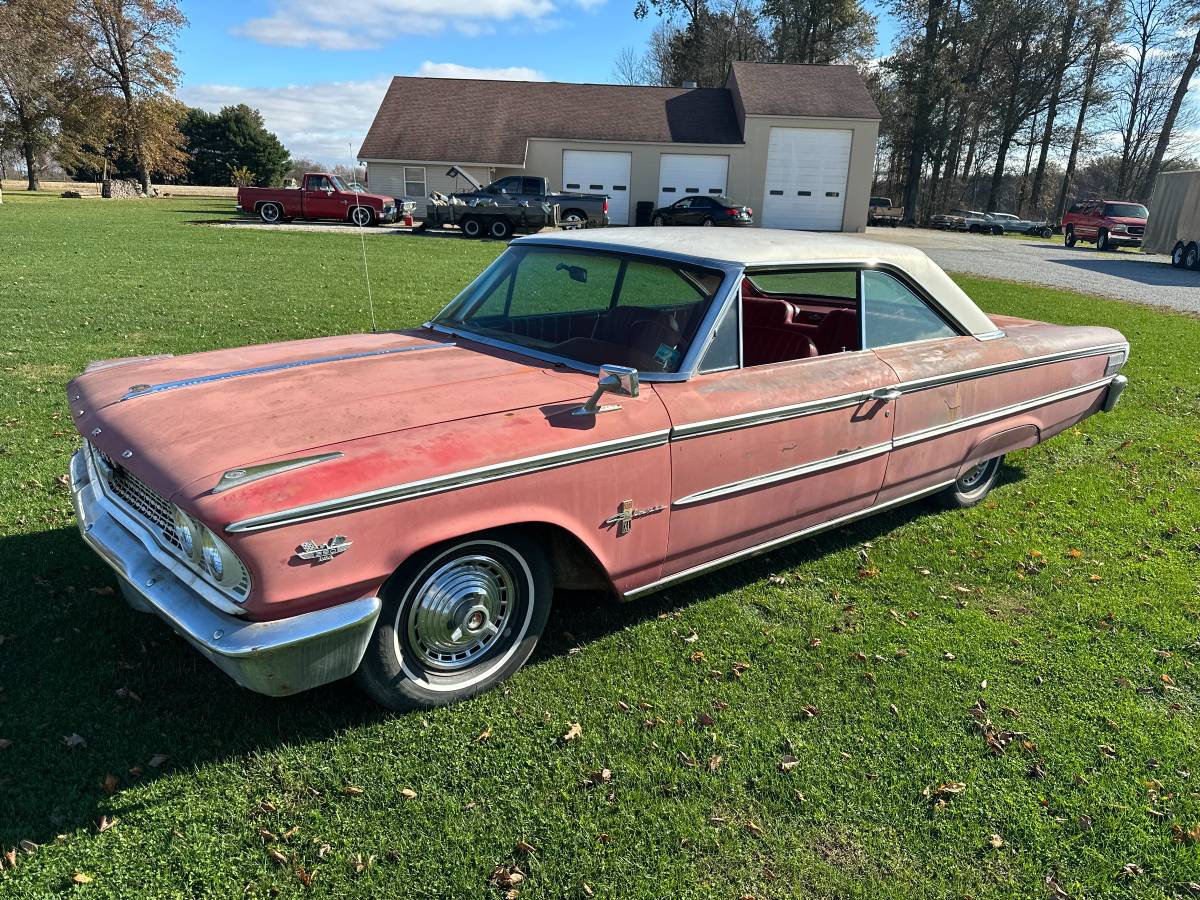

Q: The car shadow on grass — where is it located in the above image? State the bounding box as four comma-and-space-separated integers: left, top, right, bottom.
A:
0, 464, 1025, 847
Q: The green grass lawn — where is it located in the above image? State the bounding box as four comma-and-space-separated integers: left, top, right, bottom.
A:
1, 194, 1198, 898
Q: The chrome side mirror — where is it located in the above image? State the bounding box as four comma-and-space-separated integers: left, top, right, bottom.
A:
573, 365, 639, 416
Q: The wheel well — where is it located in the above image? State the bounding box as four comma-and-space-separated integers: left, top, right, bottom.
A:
561, 208, 587, 221
380, 522, 613, 601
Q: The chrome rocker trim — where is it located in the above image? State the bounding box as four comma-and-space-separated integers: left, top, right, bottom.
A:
71, 449, 381, 696
225, 429, 671, 534
625, 480, 957, 600
121, 343, 456, 401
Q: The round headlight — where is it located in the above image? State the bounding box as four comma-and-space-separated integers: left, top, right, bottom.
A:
200, 529, 246, 595
172, 507, 202, 563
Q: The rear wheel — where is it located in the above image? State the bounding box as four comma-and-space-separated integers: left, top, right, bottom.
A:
561, 210, 586, 229
356, 531, 553, 710
701, 217, 714, 227
939, 456, 1003, 509
990, 225, 1004, 236
460, 216, 483, 238
1040, 227, 1053, 238
1065, 226, 1076, 247
1186, 242, 1200, 271
1171, 241, 1186, 267
258, 202, 282, 224
488, 217, 513, 240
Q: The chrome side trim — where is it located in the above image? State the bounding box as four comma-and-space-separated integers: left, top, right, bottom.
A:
673, 441, 891, 507
893, 342, 1127, 395
668, 342, 1126, 441
225, 429, 671, 534
212, 452, 344, 495
892, 376, 1113, 448
672, 385, 874, 440
623, 480, 956, 600
974, 329, 1007, 341
121, 343, 456, 401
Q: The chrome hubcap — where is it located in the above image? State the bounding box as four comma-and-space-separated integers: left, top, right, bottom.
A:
958, 460, 991, 490
406, 554, 513, 671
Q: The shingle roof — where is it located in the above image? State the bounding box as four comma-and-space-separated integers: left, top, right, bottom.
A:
729, 61, 881, 120
358, 78, 743, 166
358, 65, 880, 165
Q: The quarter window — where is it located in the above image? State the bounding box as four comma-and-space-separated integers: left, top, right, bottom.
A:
403, 166, 426, 198
861, 270, 958, 348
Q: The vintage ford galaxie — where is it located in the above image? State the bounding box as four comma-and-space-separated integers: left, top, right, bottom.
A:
68, 230, 1129, 709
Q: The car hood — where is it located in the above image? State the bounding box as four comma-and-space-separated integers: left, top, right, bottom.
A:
70, 331, 585, 500
1106, 216, 1147, 225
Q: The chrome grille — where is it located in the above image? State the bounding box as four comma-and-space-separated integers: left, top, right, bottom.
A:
1127, 225, 1145, 236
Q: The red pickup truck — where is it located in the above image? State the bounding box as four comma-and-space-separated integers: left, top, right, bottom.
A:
1062, 199, 1148, 251
237, 173, 399, 226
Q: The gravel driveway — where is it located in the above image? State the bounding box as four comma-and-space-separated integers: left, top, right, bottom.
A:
865, 227, 1199, 314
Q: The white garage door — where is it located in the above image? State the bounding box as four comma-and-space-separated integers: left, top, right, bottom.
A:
761, 128, 852, 231
657, 154, 729, 208
562, 150, 632, 225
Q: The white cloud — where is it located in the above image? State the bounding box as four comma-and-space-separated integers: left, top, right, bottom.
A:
179, 62, 548, 163
232, 0, 570, 50
412, 61, 547, 80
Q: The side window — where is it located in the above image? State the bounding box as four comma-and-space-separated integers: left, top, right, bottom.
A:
307, 175, 331, 192
674, 198, 692, 209
492, 177, 521, 193
698, 299, 739, 372
521, 177, 543, 194
862, 270, 958, 348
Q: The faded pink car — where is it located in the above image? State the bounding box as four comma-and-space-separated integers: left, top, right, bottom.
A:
68, 230, 1129, 709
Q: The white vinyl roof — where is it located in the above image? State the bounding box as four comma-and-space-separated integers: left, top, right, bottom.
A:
514, 228, 999, 336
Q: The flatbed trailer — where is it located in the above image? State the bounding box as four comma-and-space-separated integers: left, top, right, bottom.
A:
417, 196, 560, 240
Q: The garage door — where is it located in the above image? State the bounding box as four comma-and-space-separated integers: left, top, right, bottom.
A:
657, 154, 729, 208
562, 150, 632, 225
761, 128, 852, 230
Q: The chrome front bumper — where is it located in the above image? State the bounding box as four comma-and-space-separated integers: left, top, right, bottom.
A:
69, 449, 381, 696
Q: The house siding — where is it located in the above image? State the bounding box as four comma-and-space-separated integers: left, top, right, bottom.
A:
363, 162, 493, 216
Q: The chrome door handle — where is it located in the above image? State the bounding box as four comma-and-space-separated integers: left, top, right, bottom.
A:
869, 387, 902, 401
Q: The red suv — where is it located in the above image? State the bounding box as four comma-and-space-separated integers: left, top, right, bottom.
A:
1062, 200, 1149, 251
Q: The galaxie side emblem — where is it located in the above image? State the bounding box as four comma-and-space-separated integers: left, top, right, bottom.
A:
603, 500, 665, 536
295, 535, 352, 563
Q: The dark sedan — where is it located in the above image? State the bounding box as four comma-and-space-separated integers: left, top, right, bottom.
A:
651, 196, 753, 227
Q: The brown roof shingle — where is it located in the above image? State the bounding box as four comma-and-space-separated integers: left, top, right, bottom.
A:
359, 78, 743, 166
358, 64, 880, 164
728, 61, 881, 120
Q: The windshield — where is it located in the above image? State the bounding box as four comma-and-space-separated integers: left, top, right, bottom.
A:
1103, 203, 1148, 218
329, 175, 351, 192
433, 246, 724, 373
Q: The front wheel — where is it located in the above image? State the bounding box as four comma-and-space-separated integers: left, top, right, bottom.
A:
652, 214, 666, 226
1185, 241, 1200, 271
357, 532, 553, 710
1064, 226, 1076, 247
1096, 229, 1110, 251
939, 456, 1003, 509
1040, 227, 1053, 238
489, 217, 513, 240
350, 206, 374, 227
1171, 241, 1186, 267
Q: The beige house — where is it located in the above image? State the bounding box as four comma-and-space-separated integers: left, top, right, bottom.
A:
358, 62, 881, 231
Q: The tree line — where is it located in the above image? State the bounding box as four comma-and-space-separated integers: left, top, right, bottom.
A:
620, 0, 1200, 221
0, 0, 292, 193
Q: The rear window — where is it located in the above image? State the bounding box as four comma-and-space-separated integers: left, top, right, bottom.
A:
748, 270, 857, 299
1103, 203, 1148, 218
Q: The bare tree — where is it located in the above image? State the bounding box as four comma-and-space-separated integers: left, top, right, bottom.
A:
1141, 16, 1200, 195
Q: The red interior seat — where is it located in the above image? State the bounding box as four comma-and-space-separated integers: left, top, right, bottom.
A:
742, 297, 818, 366
812, 308, 859, 355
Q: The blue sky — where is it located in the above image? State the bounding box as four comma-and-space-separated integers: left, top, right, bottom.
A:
177, 0, 897, 164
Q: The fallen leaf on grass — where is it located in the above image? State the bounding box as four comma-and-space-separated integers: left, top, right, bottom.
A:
148, 753, 169, 768
745, 820, 764, 837
72, 873, 93, 884
4, 848, 16, 869
100, 774, 119, 795
341, 785, 364, 796
1118, 863, 1143, 879
295, 864, 314, 887
682, 630, 699, 643
0, 739, 11, 750
475, 727, 492, 743
114, 687, 142, 702
778, 755, 799, 772
708, 755, 723, 772
19, 840, 37, 854
489, 865, 526, 888
400, 788, 417, 800
515, 839, 537, 854
97, 815, 118, 833
268, 849, 289, 866
62, 733, 86, 749
696, 712, 715, 727
801, 704, 820, 718
988, 834, 1005, 849
563, 722, 582, 742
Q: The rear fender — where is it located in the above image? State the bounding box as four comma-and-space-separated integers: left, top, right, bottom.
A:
956, 424, 1040, 478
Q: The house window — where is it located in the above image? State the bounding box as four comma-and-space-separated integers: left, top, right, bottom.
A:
403, 166, 426, 198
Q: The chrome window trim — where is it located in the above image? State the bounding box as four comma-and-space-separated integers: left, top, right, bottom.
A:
121, 343, 456, 401
226, 429, 670, 534
623, 479, 958, 600
81, 446, 247, 615
673, 441, 891, 507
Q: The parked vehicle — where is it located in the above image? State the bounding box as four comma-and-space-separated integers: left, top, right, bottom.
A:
930, 208, 977, 230
418, 192, 560, 240
1062, 199, 1148, 251
237, 173, 399, 226
448, 168, 609, 229
868, 196, 903, 226
977, 212, 1054, 237
1143, 169, 1200, 271
67, 229, 1129, 709
651, 195, 752, 226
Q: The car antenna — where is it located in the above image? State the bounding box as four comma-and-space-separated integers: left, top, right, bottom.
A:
349, 141, 377, 333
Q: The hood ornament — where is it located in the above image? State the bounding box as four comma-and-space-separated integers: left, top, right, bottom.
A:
295, 536, 352, 563
212, 452, 343, 494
